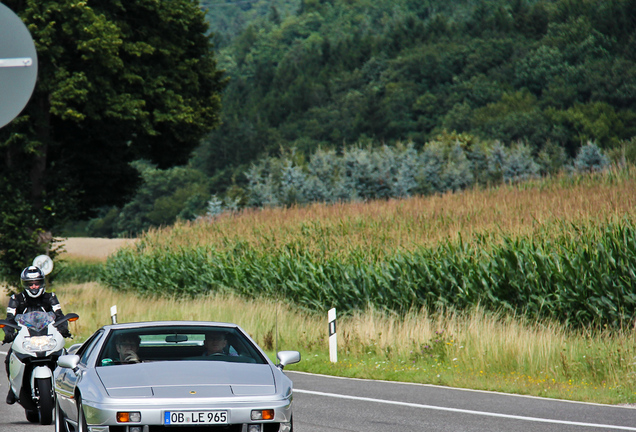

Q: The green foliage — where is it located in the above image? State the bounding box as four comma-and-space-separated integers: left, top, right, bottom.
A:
0, 0, 225, 264
548, 102, 634, 149
102, 217, 636, 329
85, 207, 121, 238
237, 134, 577, 209
53, 259, 104, 284
92, 162, 211, 237
201, 0, 301, 49
194, 0, 636, 194
0, 178, 60, 291
538, 141, 569, 175
574, 142, 610, 173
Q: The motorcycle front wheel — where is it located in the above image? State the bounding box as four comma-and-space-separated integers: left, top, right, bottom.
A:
35, 377, 54, 425
25, 409, 39, 423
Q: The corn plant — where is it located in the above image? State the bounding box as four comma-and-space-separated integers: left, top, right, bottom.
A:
102, 217, 636, 328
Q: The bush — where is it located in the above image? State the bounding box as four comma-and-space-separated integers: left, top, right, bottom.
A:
574, 142, 610, 173
53, 259, 104, 284
503, 142, 540, 183
81, 162, 212, 237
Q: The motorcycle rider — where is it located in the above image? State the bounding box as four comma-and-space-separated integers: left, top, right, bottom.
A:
3, 265, 71, 405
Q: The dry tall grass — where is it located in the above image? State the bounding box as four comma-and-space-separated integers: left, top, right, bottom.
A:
3, 282, 631, 402
53, 283, 635, 400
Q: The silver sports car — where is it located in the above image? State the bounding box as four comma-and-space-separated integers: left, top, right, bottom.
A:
54, 321, 301, 432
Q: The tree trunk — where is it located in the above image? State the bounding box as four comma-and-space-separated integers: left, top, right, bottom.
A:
29, 94, 50, 212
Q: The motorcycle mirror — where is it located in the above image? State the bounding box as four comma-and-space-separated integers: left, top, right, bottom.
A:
0, 321, 20, 331
54, 313, 79, 327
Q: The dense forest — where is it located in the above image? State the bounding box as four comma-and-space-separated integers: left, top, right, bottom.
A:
78, 0, 636, 236
196, 0, 636, 179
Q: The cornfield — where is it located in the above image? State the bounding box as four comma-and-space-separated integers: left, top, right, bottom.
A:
102, 169, 636, 328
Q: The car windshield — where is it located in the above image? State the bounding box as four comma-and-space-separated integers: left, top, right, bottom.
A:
97, 325, 267, 367
15, 311, 56, 331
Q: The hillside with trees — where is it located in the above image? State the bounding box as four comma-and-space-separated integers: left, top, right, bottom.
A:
200, 0, 301, 48
194, 0, 636, 194
70, 0, 636, 236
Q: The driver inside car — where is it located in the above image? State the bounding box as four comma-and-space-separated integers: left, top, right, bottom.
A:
115, 334, 142, 364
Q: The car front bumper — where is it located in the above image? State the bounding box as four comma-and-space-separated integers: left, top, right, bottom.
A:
80, 395, 293, 432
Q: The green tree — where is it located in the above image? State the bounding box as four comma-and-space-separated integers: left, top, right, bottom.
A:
0, 0, 225, 285
548, 102, 633, 149
115, 162, 210, 236
194, 0, 636, 200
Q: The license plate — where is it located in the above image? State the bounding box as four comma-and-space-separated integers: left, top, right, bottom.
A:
164, 410, 228, 425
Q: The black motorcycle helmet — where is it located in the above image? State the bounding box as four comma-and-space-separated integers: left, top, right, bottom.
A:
20, 265, 46, 298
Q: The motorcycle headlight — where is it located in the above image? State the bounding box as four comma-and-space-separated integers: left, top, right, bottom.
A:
23, 335, 57, 352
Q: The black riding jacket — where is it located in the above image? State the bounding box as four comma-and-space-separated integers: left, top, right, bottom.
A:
5, 291, 68, 336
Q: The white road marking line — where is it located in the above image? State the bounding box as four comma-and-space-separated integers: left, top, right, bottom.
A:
288, 370, 619, 408
295, 389, 636, 431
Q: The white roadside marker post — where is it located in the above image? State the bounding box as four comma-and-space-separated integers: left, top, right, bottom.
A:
110, 305, 118, 324
328, 308, 337, 363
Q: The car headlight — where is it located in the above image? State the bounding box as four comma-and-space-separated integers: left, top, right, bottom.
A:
22, 335, 57, 352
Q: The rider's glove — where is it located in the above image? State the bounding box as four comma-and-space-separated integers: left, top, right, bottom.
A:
2, 330, 15, 344
60, 328, 72, 338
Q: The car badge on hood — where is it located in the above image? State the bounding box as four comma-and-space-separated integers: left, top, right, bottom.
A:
190, 391, 196, 394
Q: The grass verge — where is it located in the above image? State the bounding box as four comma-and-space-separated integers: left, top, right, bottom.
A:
2, 282, 632, 406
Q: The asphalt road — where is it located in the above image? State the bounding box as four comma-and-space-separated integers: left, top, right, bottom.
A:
1, 346, 634, 431
0, 347, 33, 431
288, 371, 636, 432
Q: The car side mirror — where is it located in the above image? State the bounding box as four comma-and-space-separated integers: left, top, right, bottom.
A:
67, 343, 83, 355
58, 354, 81, 373
276, 350, 301, 370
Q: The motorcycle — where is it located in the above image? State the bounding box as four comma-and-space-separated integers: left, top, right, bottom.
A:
0, 310, 78, 425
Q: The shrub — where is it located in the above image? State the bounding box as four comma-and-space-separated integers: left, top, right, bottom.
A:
574, 142, 610, 173
503, 142, 540, 183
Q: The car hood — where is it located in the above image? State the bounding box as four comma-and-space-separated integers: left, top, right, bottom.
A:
96, 361, 276, 398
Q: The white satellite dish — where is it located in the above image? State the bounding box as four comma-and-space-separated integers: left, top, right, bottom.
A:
33, 255, 54, 275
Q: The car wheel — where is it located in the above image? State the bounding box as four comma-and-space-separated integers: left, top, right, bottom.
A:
77, 394, 89, 432
36, 377, 54, 425
25, 409, 39, 423
55, 397, 68, 432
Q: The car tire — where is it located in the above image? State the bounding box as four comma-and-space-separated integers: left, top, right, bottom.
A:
36, 377, 54, 425
55, 397, 67, 432
77, 394, 89, 432
25, 408, 39, 423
